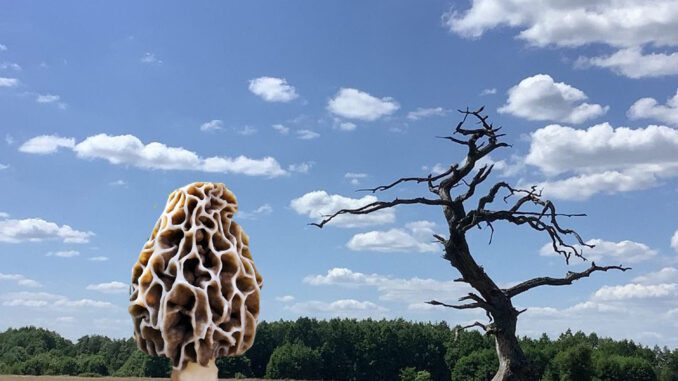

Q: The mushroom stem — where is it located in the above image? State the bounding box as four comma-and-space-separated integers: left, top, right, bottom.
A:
170, 360, 218, 381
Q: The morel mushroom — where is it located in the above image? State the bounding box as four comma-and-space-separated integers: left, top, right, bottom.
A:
129, 182, 263, 381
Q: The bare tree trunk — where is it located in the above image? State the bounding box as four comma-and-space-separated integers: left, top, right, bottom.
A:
491, 308, 528, 381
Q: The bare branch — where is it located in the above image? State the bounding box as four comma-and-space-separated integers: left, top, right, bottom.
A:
426, 299, 486, 311
505, 262, 631, 298
311, 197, 452, 228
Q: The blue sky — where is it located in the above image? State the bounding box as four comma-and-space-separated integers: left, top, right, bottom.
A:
1, 1, 677, 347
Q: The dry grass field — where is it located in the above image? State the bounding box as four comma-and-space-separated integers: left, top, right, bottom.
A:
0, 377, 267, 381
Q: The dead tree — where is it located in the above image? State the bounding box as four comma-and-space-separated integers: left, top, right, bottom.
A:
311, 108, 630, 381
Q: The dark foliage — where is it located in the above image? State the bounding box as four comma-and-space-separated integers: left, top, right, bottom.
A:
0, 323, 676, 380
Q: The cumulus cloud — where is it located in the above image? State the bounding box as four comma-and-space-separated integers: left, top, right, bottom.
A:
407, 107, 447, 120
0, 77, 18, 87
304, 267, 471, 306
1, 291, 114, 309
347, 221, 440, 253
498, 74, 607, 124
577, 48, 678, 79
287, 161, 314, 174
628, 89, 678, 126
19, 135, 75, 154
444, 0, 678, 48
286, 299, 388, 316
327, 88, 399, 121
0, 218, 92, 243
86, 281, 128, 294
335, 121, 357, 131
673, 230, 678, 252
0, 273, 41, 288
248, 76, 298, 102
520, 265, 678, 346
21, 133, 287, 177
593, 283, 678, 301
480, 88, 497, 96
444, 1, 678, 79
633, 267, 678, 284
200, 119, 223, 132
272, 124, 290, 135
296, 129, 320, 140
539, 239, 657, 264
290, 190, 395, 228
276, 295, 295, 302
524, 123, 678, 200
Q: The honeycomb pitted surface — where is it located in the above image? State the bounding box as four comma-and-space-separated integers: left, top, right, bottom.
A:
128, 182, 263, 369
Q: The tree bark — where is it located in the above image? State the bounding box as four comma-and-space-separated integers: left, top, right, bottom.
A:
491, 306, 529, 381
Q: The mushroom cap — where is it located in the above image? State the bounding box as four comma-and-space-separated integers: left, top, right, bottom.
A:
129, 182, 263, 369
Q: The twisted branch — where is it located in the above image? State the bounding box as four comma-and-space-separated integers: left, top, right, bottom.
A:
505, 262, 631, 298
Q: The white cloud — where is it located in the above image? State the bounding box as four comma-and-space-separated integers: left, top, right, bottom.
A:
480, 88, 497, 96
0, 273, 41, 288
200, 119, 223, 132
499, 74, 607, 124
248, 76, 298, 102
88, 256, 109, 262
19, 135, 75, 154
539, 239, 657, 263
345, 172, 368, 185
0, 44, 6, 51
0, 218, 92, 244
407, 107, 447, 120
86, 281, 128, 294
290, 190, 396, 228
672, 230, 678, 252
53, 298, 116, 308
633, 267, 678, 284
0, 62, 21, 71
20, 133, 287, 177
628, 89, 678, 126
0, 212, 8, 219
140, 52, 162, 64
578, 48, 678, 79
238, 204, 273, 220
0, 163, 8, 170
347, 221, 440, 253
445, 2, 678, 79
272, 124, 290, 135
236, 126, 257, 136
296, 129, 320, 140
444, 1, 678, 48
288, 161, 314, 174
593, 283, 678, 301
304, 267, 471, 305
335, 121, 357, 131
109, 180, 126, 187
1, 291, 114, 309
0, 77, 18, 87
36, 94, 60, 104
524, 123, 678, 199
276, 295, 295, 302
47, 250, 80, 258
520, 266, 678, 347
287, 299, 388, 315
327, 88, 399, 121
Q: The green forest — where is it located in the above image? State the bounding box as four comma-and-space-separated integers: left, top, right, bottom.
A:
1, 318, 677, 381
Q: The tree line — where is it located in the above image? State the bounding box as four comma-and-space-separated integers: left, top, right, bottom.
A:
1, 318, 677, 380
